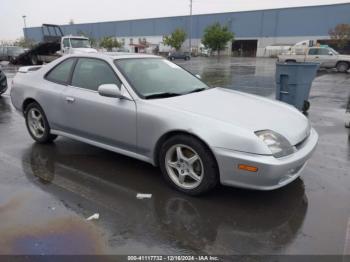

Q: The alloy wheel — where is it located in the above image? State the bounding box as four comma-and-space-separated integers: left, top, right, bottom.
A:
165, 144, 204, 190
27, 108, 46, 139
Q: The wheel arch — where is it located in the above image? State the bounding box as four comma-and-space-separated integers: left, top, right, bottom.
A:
336, 60, 350, 67
22, 98, 40, 114
153, 130, 219, 168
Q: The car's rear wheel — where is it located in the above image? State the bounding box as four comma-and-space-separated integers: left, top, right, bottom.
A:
0, 70, 7, 96
336, 62, 349, 73
31, 54, 39, 65
159, 135, 219, 195
25, 103, 57, 143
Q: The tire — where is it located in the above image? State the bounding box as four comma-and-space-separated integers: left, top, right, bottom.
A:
345, 112, 350, 128
170, 57, 175, 61
0, 70, 7, 96
31, 54, 39, 65
9, 57, 16, 65
25, 102, 57, 143
302, 100, 310, 113
336, 62, 349, 73
159, 135, 219, 195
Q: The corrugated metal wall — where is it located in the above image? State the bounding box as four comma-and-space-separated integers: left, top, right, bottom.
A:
24, 3, 350, 42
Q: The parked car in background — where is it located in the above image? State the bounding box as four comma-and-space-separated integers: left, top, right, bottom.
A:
0, 46, 25, 63
11, 53, 318, 195
168, 51, 191, 61
278, 47, 350, 72
0, 68, 7, 96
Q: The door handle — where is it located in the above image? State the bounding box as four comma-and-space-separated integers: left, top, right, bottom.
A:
65, 97, 75, 103
315, 56, 319, 58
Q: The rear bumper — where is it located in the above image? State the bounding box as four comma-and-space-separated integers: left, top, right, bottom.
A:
214, 128, 318, 190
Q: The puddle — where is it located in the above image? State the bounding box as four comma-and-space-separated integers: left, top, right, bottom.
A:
0, 186, 107, 255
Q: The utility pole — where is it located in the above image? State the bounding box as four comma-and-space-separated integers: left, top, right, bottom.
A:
189, 0, 192, 55
22, 15, 27, 39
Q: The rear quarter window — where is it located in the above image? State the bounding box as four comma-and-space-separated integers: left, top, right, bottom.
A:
45, 58, 75, 84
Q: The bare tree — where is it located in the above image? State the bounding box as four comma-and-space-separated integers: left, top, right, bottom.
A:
329, 23, 350, 49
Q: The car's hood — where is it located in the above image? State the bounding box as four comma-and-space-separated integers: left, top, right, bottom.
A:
71, 48, 98, 54
338, 54, 350, 60
150, 88, 310, 145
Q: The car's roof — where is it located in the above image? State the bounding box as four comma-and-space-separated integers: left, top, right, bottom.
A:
67, 52, 161, 60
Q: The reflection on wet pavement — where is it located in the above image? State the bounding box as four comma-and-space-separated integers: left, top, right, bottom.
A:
20, 142, 307, 254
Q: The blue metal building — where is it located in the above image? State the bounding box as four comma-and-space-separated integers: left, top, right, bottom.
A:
24, 3, 350, 56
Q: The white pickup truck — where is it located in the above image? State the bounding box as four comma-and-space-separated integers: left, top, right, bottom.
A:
15, 24, 97, 65
278, 47, 350, 73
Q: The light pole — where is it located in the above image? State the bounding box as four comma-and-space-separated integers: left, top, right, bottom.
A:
22, 15, 27, 39
189, 0, 192, 54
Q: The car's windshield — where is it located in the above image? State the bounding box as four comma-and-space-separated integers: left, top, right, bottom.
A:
114, 58, 208, 98
70, 38, 91, 48
329, 48, 339, 55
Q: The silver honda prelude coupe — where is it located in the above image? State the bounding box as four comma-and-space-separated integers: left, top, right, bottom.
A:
10, 53, 318, 195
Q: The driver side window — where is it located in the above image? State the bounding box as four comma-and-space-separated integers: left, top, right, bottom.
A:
308, 49, 318, 55
71, 58, 122, 91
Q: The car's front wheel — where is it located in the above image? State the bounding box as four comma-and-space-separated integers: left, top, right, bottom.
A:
25, 102, 57, 143
159, 135, 219, 195
336, 62, 349, 73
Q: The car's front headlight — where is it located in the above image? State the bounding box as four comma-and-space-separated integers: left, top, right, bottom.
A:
255, 130, 296, 158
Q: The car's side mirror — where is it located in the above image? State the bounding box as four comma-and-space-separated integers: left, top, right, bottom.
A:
98, 84, 124, 98
195, 74, 201, 79
329, 52, 333, 56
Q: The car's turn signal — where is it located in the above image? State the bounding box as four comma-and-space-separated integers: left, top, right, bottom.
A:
238, 164, 258, 172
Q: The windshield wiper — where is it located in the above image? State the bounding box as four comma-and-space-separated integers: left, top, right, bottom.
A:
185, 88, 207, 94
144, 92, 182, 99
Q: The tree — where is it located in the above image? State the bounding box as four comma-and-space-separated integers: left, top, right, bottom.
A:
99, 36, 122, 51
163, 28, 187, 51
69, 19, 75, 25
202, 22, 234, 56
329, 24, 350, 49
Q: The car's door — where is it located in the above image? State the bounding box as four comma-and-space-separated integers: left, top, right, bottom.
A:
62, 38, 70, 54
319, 48, 338, 68
42, 58, 77, 130
306, 48, 336, 68
62, 57, 137, 151
305, 48, 321, 64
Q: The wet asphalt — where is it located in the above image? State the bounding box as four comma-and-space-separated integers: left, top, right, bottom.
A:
0, 57, 349, 255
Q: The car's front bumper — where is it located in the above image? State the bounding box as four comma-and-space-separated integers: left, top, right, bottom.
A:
214, 128, 318, 190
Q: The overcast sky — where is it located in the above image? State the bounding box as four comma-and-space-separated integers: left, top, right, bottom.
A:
0, 0, 349, 40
